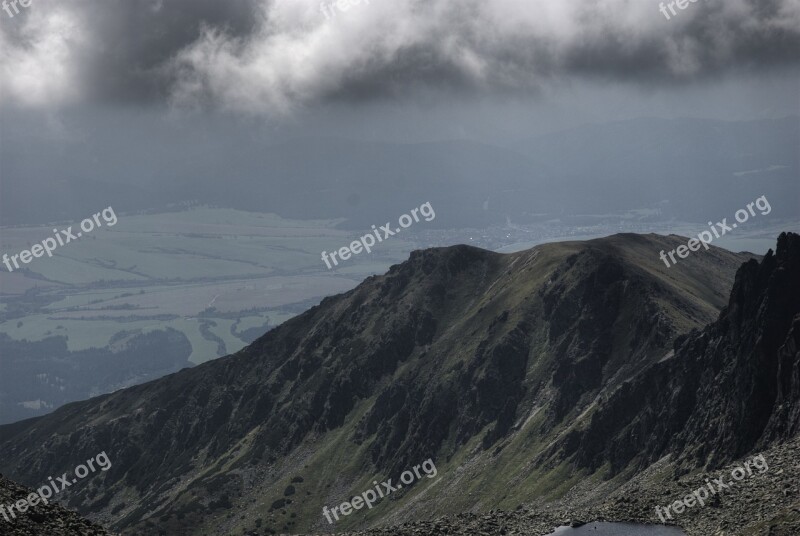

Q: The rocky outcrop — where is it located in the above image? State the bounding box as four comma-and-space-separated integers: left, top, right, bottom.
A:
569, 232, 800, 474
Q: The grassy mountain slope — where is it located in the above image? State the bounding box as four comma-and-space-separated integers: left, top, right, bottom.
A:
0, 233, 756, 535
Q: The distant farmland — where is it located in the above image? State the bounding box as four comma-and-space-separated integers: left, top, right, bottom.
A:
0, 207, 421, 423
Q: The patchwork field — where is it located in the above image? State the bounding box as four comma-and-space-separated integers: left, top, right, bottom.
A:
0, 207, 420, 358
0, 207, 423, 423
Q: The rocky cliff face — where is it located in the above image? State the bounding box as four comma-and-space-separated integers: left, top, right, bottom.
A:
566, 232, 800, 475
0, 234, 759, 535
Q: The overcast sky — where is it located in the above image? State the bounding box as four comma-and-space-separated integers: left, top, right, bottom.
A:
0, 0, 798, 234
1, 0, 798, 126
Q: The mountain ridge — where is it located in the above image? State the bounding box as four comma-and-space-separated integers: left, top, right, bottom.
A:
0, 233, 767, 535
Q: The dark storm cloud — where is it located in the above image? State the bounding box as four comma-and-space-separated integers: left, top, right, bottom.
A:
79, 0, 260, 102
1, 0, 798, 113
0, 0, 259, 106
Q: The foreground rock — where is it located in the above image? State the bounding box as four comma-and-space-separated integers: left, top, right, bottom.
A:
0, 474, 110, 535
